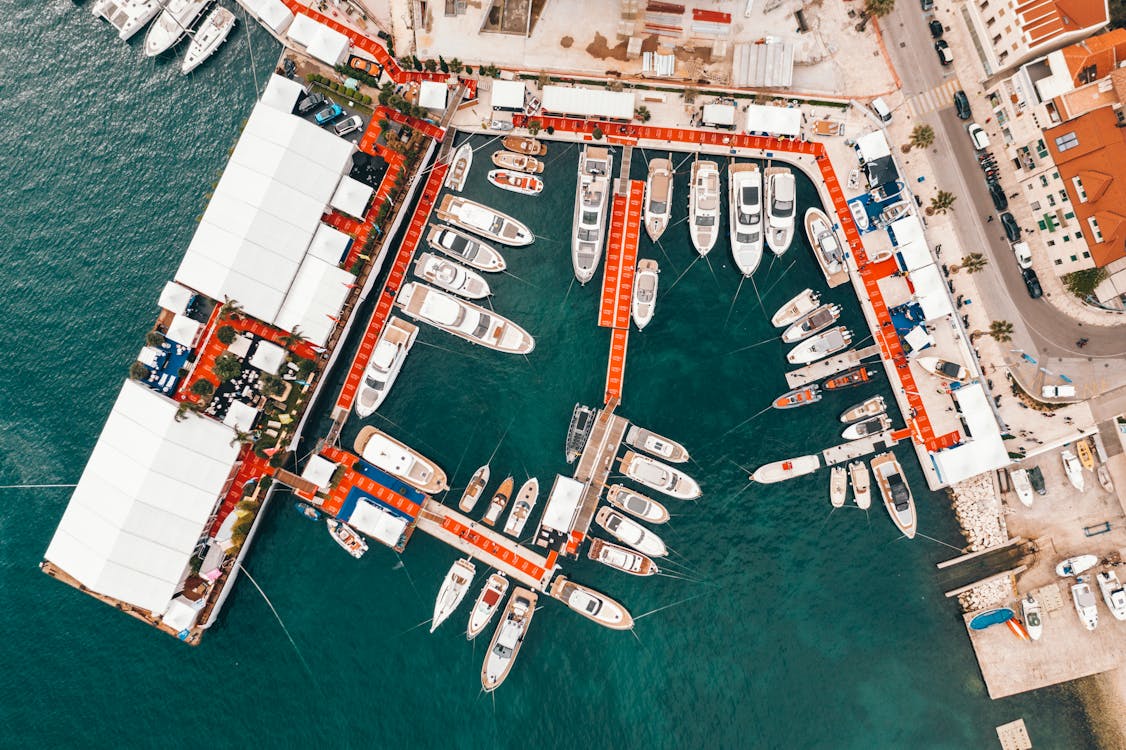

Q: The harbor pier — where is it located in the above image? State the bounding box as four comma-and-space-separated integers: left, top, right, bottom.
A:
785, 344, 882, 388
567, 406, 630, 556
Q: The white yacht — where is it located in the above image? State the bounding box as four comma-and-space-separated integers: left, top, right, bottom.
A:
503, 478, 539, 537
445, 143, 473, 192
326, 519, 368, 559
181, 6, 236, 74
803, 207, 848, 287
841, 396, 886, 423
1010, 468, 1034, 508
354, 425, 449, 494
750, 455, 821, 483
549, 575, 634, 630
1021, 594, 1043, 640
830, 465, 848, 508
458, 464, 490, 513
842, 415, 891, 441
624, 425, 689, 463
644, 156, 674, 241
595, 507, 668, 558
771, 288, 820, 328
572, 145, 613, 284
482, 587, 537, 692
353, 317, 418, 418
426, 225, 506, 272
490, 150, 543, 173
413, 252, 490, 299
764, 167, 796, 255
395, 282, 534, 355
631, 259, 659, 331
728, 162, 764, 276
436, 195, 533, 247
430, 558, 476, 633
786, 326, 853, 364
688, 158, 721, 255
1096, 570, 1126, 621
606, 484, 669, 524
92, 0, 163, 41
1061, 449, 1085, 491
620, 450, 701, 499
466, 573, 509, 639
917, 357, 969, 382
781, 303, 841, 344
1072, 579, 1099, 630
587, 538, 659, 576
144, 0, 209, 57
849, 460, 871, 510
871, 452, 916, 539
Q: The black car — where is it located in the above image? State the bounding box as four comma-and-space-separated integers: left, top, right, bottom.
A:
1000, 211, 1021, 242
921, 0, 934, 9
1021, 267, 1043, 299
929, 19, 944, 38
295, 91, 325, 116
935, 39, 953, 65
953, 90, 971, 120
987, 180, 1008, 211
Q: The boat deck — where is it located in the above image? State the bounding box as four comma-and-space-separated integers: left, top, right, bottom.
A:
319, 445, 424, 520
785, 344, 882, 388
599, 179, 644, 401
821, 431, 898, 466
568, 406, 630, 556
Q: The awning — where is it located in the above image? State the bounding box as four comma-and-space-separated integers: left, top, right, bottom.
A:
542, 85, 636, 120
932, 383, 1009, 484
744, 103, 801, 137
895, 241, 932, 272
166, 314, 202, 347
864, 156, 900, 188
732, 41, 794, 88
904, 325, 935, 352
222, 400, 259, 432
249, 340, 286, 374
301, 455, 337, 489
490, 79, 526, 110
888, 215, 924, 247
158, 281, 194, 314
138, 346, 164, 368
261, 74, 306, 114
243, 0, 293, 33
330, 175, 374, 219
272, 256, 354, 347
345, 499, 409, 548
308, 223, 352, 265
702, 103, 736, 126
418, 81, 448, 109
907, 264, 955, 321
161, 596, 205, 633
855, 130, 891, 162
288, 15, 350, 67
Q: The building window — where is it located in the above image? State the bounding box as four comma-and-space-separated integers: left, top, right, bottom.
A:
1083, 251, 1091, 258
1071, 176, 1087, 202
1079, 64, 1098, 84
1047, 239, 1056, 246
1063, 235, 1071, 242
1048, 194, 1056, 206
1064, 211, 1075, 219
1059, 190, 1068, 202
993, 34, 1003, 45
1052, 170, 1059, 178
1039, 219, 1048, 230
1055, 258, 1064, 265
1075, 231, 1083, 240
987, 15, 996, 26
1031, 201, 1041, 210
1055, 132, 1079, 152
1040, 175, 1049, 187
1071, 254, 1078, 261
1037, 141, 1049, 159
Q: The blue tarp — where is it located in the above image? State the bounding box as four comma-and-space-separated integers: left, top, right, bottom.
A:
354, 459, 426, 505
338, 486, 416, 523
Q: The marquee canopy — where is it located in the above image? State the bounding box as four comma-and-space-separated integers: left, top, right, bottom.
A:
542, 85, 636, 120
744, 103, 801, 137
491, 79, 526, 110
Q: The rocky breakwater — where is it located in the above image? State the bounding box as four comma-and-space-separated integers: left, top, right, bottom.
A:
949, 473, 1014, 612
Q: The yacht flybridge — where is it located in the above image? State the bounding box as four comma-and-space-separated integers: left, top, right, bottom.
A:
644, 156, 674, 241
353, 317, 418, 418
572, 145, 613, 284
764, 166, 796, 255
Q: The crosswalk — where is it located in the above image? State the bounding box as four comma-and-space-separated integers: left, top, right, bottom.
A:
904, 78, 962, 118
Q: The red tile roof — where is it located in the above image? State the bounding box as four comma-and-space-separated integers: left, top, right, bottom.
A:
1015, 0, 1108, 47
1060, 27, 1126, 83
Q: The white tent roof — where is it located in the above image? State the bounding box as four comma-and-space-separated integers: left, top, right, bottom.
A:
856, 130, 891, 162
222, 400, 259, 432
287, 15, 350, 67
161, 596, 204, 632
273, 256, 354, 347
243, 0, 293, 33
542, 85, 636, 120
904, 325, 935, 352
308, 223, 353, 264
261, 74, 306, 114
330, 175, 374, 219
158, 281, 194, 314
932, 383, 1010, 484
702, 103, 736, 126
166, 314, 202, 347
744, 103, 801, 137
418, 81, 448, 109
732, 41, 794, 88
908, 264, 954, 321
538, 475, 585, 535
491, 79, 526, 110
44, 380, 241, 615
895, 241, 932, 273
249, 340, 286, 375
139, 346, 163, 368
346, 499, 408, 548
888, 215, 924, 247
301, 455, 337, 489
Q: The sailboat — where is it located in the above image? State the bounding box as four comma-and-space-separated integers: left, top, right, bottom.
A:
644, 156, 674, 241
849, 460, 871, 509
458, 464, 490, 513
482, 476, 514, 526
466, 573, 509, 639
431, 558, 476, 633
830, 465, 848, 508
572, 145, 613, 283
728, 161, 764, 276
688, 158, 721, 255
482, 587, 537, 692
144, 0, 209, 57
503, 478, 539, 536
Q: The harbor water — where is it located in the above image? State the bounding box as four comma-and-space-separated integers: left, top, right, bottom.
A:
0, 4, 1100, 747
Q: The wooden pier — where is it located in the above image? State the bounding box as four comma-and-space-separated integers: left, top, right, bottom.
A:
821, 430, 898, 466
568, 405, 630, 555
785, 344, 882, 388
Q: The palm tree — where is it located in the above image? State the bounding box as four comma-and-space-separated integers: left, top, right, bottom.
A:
229, 428, 255, 447
130, 361, 150, 381
988, 320, 1014, 342
423, 58, 438, 73
174, 400, 202, 422
635, 105, 651, 123
929, 190, 957, 214
219, 297, 244, 320
448, 58, 463, 74
909, 124, 935, 150
190, 379, 215, 399
961, 252, 989, 274
213, 352, 243, 383
281, 326, 307, 350
537, 71, 551, 89
865, 0, 896, 16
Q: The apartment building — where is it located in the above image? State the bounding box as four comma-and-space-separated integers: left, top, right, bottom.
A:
962, 0, 1108, 77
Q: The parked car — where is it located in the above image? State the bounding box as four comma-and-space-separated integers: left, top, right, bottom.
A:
1012, 241, 1033, 269
296, 91, 325, 116
315, 103, 345, 125
346, 54, 383, 79
929, 19, 944, 38
987, 180, 1008, 211
334, 115, 364, 136
967, 123, 990, 150
921, 0, 934, 9
870, 97, 893, 123
1001, 212, 1021, 242
1021, 267, 1043, 299
953, 90, 971, 120
935, 39, 953, 65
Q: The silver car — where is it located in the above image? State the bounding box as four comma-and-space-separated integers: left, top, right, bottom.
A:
334, 115, 364, 137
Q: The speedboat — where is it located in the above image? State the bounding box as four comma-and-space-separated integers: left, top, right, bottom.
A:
482, 476, 514, 526
459, 464, 490, 513
773, 385, 821, 409
594, 506, 668, 558
849, 460, 871, 509
92, 0, 163, 41
502, 136, 546, 155
180, 6, 235, 74
787, 326, 853, 364
395, 282, 535, 355
144, 0, 208, 57
445, 142, 473, 192
426, 225, 506, 272
728, 162, 764, 275
1072, 579, 1099, 630
1007, 619, 1030, 641
503, 478, 539, 536
1055, 554, 1098, 577
823, 367, 877, 390
918, 356, 969, 382
1076, 439, 1095, 470
1028, 466, 1047, 495
781, 304, 841, 343
631, 259, 659, 330
750, 455, 821, 483
842, 414, 891, 440
771, 288, 820, 327
1020, 594, 1043, 640
436, 195, 534, 247
326, 519, 368, 558
830, 465, 847, 508
624, 425, 689, 463
644, 156, 674, 241
1096, 570, 1126, 621
804, 207, 847, 286
413, 252, 491, 299
1061, 449, 1085, 491
549, 575, 633, 630
620, 450, 701, 499
466, 573, 509, 640
587, 537, 659, 576
572, 145, 613, 283
1010, 468, 1034, 507
1097, 464, 1114, 493
430, 558, 476, 633
491, 150, 543, 173
487, 119, 514, 132
841, 396, 886, 423
688, 158, 721, 255
606, 484, 669, 524
354, 317, 418, 418
354, 425, 449, 494
487, 169, 544, 196
294, 502, 321, 521
871, 452, 916, 539
482, 587, 537, 692
764, 167, 796, 255
848, 199, 870, 232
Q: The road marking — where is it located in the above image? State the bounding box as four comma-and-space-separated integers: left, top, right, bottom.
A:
905, 78, 961, 117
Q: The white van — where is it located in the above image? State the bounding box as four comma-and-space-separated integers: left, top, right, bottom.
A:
870, 98, 893, 123
1012, 242, 1032, 269
1041, 385, 1076, 398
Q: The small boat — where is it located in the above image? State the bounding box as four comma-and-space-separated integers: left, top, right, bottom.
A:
487, 119, 514, 132
481, 587, 537, 692
620, 450, 701, 499
969, 607, 1013, 630
487, 169, 544, 196
294, 502, 321, 521
549, 575, 633, 630
771, 288, 820, 328
804, 207, 847, 286
354, 316, 418, 417
871, 452, 916, 539
631, 259, 659, 330
830, 465, 848, 508
144, 0, 208, 57
773, 385, 822, 409
781, 304, 841, 343
395, 282, 535, 355
565, 404, 596, 464
355, 425, 449, 494
1028, 466, 1047, 495
917, 356, 969, 382
728, 161, 764, 276
490, 150, 543, 173
436, 195, 534, 247
92, 0, 163, 41
1006, 619, 1030, 641
823, 367, 878, 391
430, 558, 476, 633
688, 158, 721, 255
459, 465, 490, 513
503, 478, 539, 536
326, 519, 368, 559
644, 156, 674, 242
1072, 579, 1099, 630
870, 180, 905, 202
1021, 594, 1043, 640
606, 484, 669, 524
482, 476, 514, 526
849, 460, 871, 509
1055, 554, 1098, 577
1010, 468, 1034, 508
413, 252, 491, 299
1096, 570, 1126, 621
445, 142, 473, 192
787, 327, 853, 365
624, 425, 689, 463
842, 414, 891, 440
750, 455, 821, 483
466, 573, 509, 639
594, 506, 668, 558
848, 199, 870, 232
587, 537, 659, 576
1097, 464, 1114, 493
1061, 449, 1085, 492
180, 6, 235, 74
426, 225, 507, 272
877, 200, 910, 226
764, 166, 797, 256
1076, 440, 1095, 470
502, 136, 546, 156
572, 145, 613, 283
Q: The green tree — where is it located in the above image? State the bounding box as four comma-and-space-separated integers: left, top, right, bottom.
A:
1063, 267, 1109, 298
909, 124, 935, 150
865, 0, 896, 17
145, 330, 165, 347
537, 71, 551, 89
260, 373, 287, 397
960, 252, 989, 274
592, 126, 604, 140
213, 352, 243, 383
448, 58, 463, 74
527, 119, 542, 136
988, 320, 1014, 342
683, 85, 698, 103
174, 400, 202, 422
219, 297, 244, 320
423, 58, 438, 72
635, 105, 651, 123
281, 327, 308, 349
130, 361, 150, 381
929, 190, 957, 214
410, 55, 422, 71
190, 379, 215, 398
438, 56, 449, 73
216, 325, 237, 345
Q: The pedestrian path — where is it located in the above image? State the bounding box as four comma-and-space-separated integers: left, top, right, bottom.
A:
904, 78, 960, 118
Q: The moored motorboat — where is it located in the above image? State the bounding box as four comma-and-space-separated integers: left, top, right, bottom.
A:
295, 502, 321, 521
459, 464, 490, 513
503, 478, 539, 536
326, 518, 368, 558
502, 136, 546, 155
781, 304, 841, 343
1007, 619, 1030, 641
587, 537, 659, 576
830, 465, 847, 508
771, 288, 820, 328
92, 0, 163, 41
572, 145, 613, 283
355, 425, 449, 494
620, 450, 701, 499
787, 326, 853, 364
565, 404, 596, 464
840, 396, 886, 423
487, 119, 514, 132
750, 455, 821, 483
594, 506, 667, 558
482, 476, 514, 526
1028, 466, 1046, 495
823, 367, 877, 390
624, 425, 689, 463
804, 207, 848, 287
764, 166, 796, 255
1055, 554, 1098, 577
917, 356, 969, 382
426, 225, 507, 272
487, 169, 544, 196
1061, 449, 1085, 491
728, 161, 764, 276
773, 385, 821, 409
413, 252, 491, 299
1076, 439, 1095, 470
848, 199, 870, 233
445, 142, 473, 192
1072, 579, 1098, 630
849, 460, 871, 509
841, 414, 891, 440
395, 282, 534, 354
431, 558, 476, 633
467, 573, 509, 639
632, 259, 659, 330
180, 6, 236, 74
1010, 468, 1034, 508
606, 484, 669, 524
644, 156, 674, 241
549, 575, 633, 630
688, 158, 721, 255
144, 0, 208, 57
1097, 464, 1114, 493
871, 452, 916, 539
436, 195, 534, 247
490, 150, 543, 173
1021, 594, 1043, 640
1096, 570, 1126, 621
482, 587, 537, 692
354, 316, 418, 418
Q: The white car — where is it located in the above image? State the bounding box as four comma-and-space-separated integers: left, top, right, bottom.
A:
334, 115, 364, 136
967, 123, 990, 150
1012, 241, 1032, 269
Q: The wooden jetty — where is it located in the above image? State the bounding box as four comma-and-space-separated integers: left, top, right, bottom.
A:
786, 343, 882, 388
821, 430, 897, 466
568, 404, 629, 556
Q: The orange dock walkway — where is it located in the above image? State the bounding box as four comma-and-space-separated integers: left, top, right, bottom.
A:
597, 179, 644, 403
319, 445, 423, 519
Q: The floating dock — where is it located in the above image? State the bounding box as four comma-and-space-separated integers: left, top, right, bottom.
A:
598, 179, 644, 401
785, 344, 882, 388
567, 405, 629, 556
821, 430, 898, 466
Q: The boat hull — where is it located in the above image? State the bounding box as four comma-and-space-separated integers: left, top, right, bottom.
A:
588, 537, 658, 576
467, 573, 509, 639
644, 157, 673, 242
355, 425, 449, 494
751, 455, 820, 483
621, 450, 701, 499
482, 588, 537, 691
728, 162, 764, 276
771, 289, 820, 328
631, 260, 659, 330
459, 465, 490, 513
594, 506, 667, 557
181, 7, 235, 74
688, 159, 721, 255
572, 146, 612, 283
445, 143, 473, 192
431, 559, 476, 633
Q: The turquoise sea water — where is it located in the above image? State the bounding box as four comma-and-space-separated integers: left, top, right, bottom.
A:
0, 4, 1100, 748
